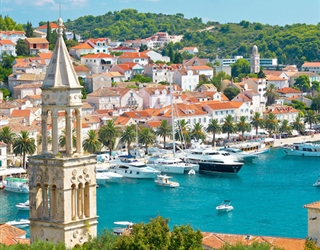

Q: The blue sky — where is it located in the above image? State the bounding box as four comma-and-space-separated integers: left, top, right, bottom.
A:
3, 0, 320, 27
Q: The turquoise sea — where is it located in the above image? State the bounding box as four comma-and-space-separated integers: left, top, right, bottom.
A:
1, 147, 320, 239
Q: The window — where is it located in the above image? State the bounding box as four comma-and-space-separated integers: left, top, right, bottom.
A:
204, 117, 207, 123
193, 118, 196, 123
199, 118, 201, 123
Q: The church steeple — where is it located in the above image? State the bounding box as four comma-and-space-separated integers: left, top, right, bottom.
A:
41, 18, 83, 156
29, 18, 97, 248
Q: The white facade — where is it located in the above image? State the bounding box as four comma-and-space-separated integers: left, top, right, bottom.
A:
173, 69, 199, 91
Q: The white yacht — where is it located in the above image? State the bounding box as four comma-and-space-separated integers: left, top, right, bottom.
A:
6, 219, 30, 228
3, 177, 29, 193
146, 156, 199, 174
283, 142, 320, 157
155, 174, 179, 188
218, 147, 259, 162
183, 147, 243, 174
113, 221, 134, 235
109, 156, 160, 179
16, 200, 30, 210
96, 167, 123, 184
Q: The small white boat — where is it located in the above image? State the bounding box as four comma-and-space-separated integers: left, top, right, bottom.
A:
16, 200, 30, 210
6, 219, 30, 228
188, 169, 196, 175
216, 200, 234, 212
155, 174, 180, 188
113, 221, 133, 235
313, 178, 320, 187
96, 168, 123, 184
3, 177, 29, 193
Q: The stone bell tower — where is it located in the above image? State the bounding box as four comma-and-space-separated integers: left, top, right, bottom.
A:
250, 45, 260, 74
28, 18, 97, 248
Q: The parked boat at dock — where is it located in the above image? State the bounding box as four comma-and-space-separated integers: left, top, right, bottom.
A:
3, 177, 29, 193
6, 219, 30, 228
218, 147, 259, 162
283, 142, 320, 157
16, 200, 30, 210
109, 155, 160, 179
147, 156, 199, 174
96, 167, 123, 184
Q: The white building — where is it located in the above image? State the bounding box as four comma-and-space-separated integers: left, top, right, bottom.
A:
172, 69, 199, 91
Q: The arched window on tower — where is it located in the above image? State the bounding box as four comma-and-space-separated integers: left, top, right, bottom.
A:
36, 183, 43, 218
77, 183, 83, 219
84, 182, 90, 218
43, 184, 49, 218
71, 184, 77, 220
50, 185, 57, 220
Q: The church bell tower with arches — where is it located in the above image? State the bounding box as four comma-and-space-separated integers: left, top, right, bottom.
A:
28, 18, 97, 248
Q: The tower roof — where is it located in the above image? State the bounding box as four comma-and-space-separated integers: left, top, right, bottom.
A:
42, 18, 81, 89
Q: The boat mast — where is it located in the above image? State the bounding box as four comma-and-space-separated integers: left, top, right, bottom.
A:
170, 81, 175, 158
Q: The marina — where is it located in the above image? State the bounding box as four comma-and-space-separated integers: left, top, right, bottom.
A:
1, 146, 319, 239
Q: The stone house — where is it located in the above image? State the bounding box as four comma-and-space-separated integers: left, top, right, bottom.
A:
264, 104, 299, 124
117, 52, 150, 66
13, 83, 42, 99
8, 73, 45, 94
69, 43, 94, 59
110, 63, 144, 81
172, 69, 199, 91
0, 30, 26, 44
0, 39, 16, 56
25, 38, 49, 55
81, 53, 116, 74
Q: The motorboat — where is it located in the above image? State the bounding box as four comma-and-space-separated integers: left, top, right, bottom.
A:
113, 221, 133, 235
3, 177, 29, 193
188, 169, 196, 175
6, 219, 30, 228
313, 176, 320, 187
218, 147, 259, 162
147, 156, 199, 174
16, 200, 30, 210
283, 142, 320, 157
216, 200, 234, 212
183, 147, 243, 174
96, 167, 123, 184
109, 155, 160, 179
155, 174, 180, 188
225, 140, 271, 155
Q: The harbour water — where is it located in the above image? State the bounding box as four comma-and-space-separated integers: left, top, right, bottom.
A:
1, 147, 320, 239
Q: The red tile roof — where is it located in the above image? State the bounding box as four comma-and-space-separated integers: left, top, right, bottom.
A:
118, 52, 149, 59
70, 43, 94, 49
81, 53, 114, 59
277, 87, 302, 94
11, 110, 31, 117
0, 224, 28, 246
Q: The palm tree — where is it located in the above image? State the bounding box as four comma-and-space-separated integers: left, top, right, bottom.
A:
120, 125, 136, 155
206, 119, 221, 147
251, 112, 265, 136
237, 116, 251, 141
222, 114, 237, 139
304, 110, 318, 129
155, 120, 172, 149
82, 130, 102, 154
265, 83, 279, 106
59, 128, 77, 149
98, 120, 121, 156
13, 131, 36, 169
191, 123, 206, 142
139, 127, 156, 154
279, 119, 292, 135
0, 126, 16, 153
175, 119, 191, 147
292, 115, 305, 135
264, 113, 278, 137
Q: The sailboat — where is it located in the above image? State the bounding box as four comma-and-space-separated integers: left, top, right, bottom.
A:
146, 82, 199, 174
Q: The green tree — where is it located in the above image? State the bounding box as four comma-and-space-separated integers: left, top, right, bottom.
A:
292, 115, 305, 134
138, 127, 156, 154
0, 126, 16, 153
15, 39, 29, 56
304, 110, 318, 129
251, 112, 265, 136
231, 58, 250, 78
169, 224, 203, 250
175, 119, 191, 146
120, 125, 136, 155
13, 131, 36, 169
211, 71, 231, 91
0, 88, 10, 98
294, 75, 311, 92
78, 77, 87, 99
156, 120, 172, 149
139, 44, 148, 52
191, 122, 206, 141
46, 21, 51, 46
82, 130, 102, 154
237, 116, 251, 141
58, 128, 77, 152
130, 74, 152, 83
206, 118, 222, 147
98, 120, 121, 156
257, 68, 266, 78
222, 114, 237, 139
223, 87, 240, 100
279, 119, 292, 135
264, 113, 278, 136
265, 84, 279, 106
25, 21, 34, 37
173, 51, 183, 63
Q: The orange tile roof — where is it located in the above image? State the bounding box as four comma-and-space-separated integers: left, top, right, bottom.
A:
81, 53, 114, 59
25, 38, 49, 44
74, 65, 90, 72
159, 103, 207, 118
147, 121, 161, 128
189, 65, 213, 70
37, 52, 53, 59
11, 109, 31, 117
119, 52, 149, 59
70, 43, 94, 49
114, 116, 131, 125
266, 75, 287, 81
277, 87, 302, 94
304, 201, 320, 209
302, 62, 320, 67
0, 39, 15, 45
265, 105, 299, 114
122, 111, 151, 119
202, 232, 304, 250
0, 224, 28, 246
37, 22, 60, 29
203, 101, 238, 110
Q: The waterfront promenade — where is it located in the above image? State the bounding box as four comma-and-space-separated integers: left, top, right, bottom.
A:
273, 133, 320, 147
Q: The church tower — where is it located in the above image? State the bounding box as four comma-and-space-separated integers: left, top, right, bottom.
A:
250, 45, 260, 74
28, 18, 97, 248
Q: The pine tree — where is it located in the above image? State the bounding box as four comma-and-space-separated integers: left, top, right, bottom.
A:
46, 21, 51, 44
25, 21, 34, 37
